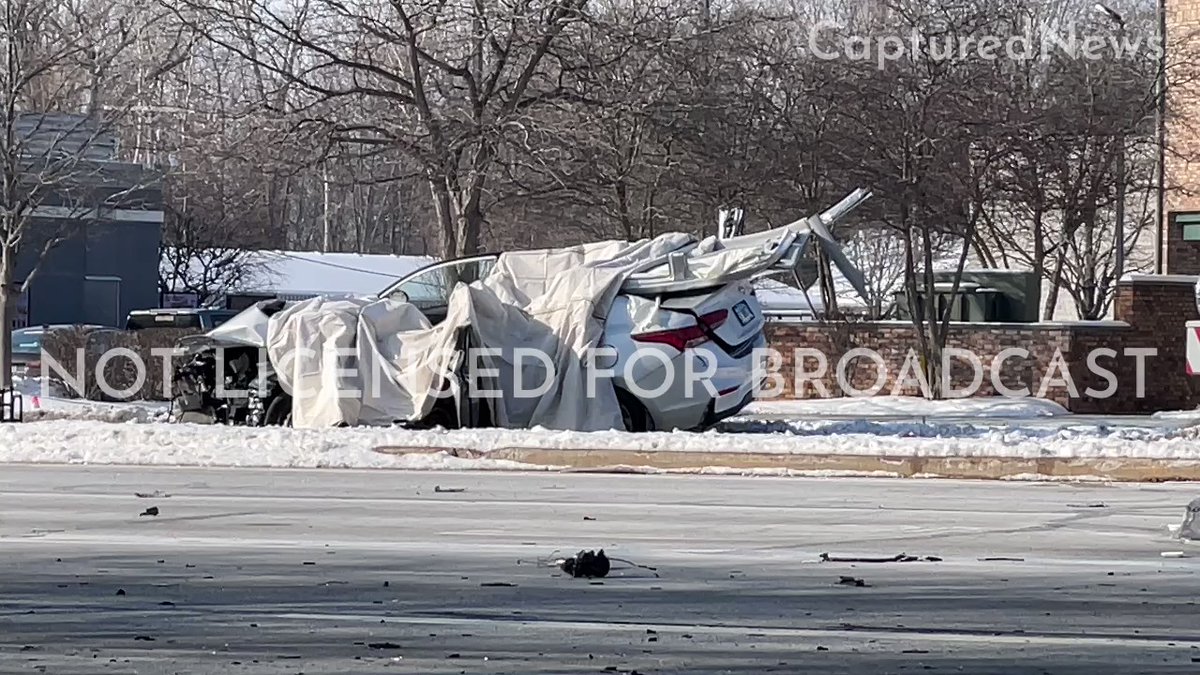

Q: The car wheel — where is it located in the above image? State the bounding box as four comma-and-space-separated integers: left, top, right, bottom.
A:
263, 394, 293, 427
615, 388, 651, 432
421, 396, 460, 429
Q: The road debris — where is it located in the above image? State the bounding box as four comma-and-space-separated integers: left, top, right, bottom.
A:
434, 485, 466, 493
1066, 502, 1107, 508
1177, 498, 1200, 540
979, 557, 1025, 562
138, 506, 159, 517
524, 549, 659, 578
134, 491, 170, 499
560, 549, 610, 578
1161, 551, 1189, 558
837, 576, 868, 587
820, 553, 940, 563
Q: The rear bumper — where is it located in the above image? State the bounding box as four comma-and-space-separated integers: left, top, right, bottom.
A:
702, 388, 755, 427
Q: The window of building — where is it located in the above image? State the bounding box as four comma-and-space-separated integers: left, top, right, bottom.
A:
1176, 212, 1200, 241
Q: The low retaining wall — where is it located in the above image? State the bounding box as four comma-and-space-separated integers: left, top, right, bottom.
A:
765, 276, 1200, 414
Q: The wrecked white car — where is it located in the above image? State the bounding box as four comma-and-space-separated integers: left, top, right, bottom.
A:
171, 189, 871, 431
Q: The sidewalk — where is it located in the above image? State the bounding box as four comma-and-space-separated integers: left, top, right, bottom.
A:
374, 445, 1200, 482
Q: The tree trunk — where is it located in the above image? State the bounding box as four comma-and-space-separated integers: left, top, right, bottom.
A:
1042, 250, 1065, 320
453, 203, 484, 258
429, 178, 457, 258
0, 244, 14, 391
816, 246, 840, 319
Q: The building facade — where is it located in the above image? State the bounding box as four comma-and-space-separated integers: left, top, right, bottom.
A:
8, 114, 163, 329
1164, 0, 1200, 273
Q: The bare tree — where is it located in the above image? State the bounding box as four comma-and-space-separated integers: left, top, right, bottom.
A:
842, 228, 938, 319
0, 0, 187, 389
168, 0, 589, 259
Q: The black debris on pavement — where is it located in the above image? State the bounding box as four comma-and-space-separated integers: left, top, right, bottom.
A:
560, 549, 610, 578
838, 576, 868, 587
138, 506, 159, 517
434, 486, 466, 493
821, 552, 940, 563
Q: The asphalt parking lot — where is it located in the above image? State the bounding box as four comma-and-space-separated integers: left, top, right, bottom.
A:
3, 466, 1199, 673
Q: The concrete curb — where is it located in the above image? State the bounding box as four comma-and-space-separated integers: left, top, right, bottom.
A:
373, 446, 1200, 482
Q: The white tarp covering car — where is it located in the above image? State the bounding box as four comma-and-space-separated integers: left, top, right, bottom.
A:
199, 189, 872, 430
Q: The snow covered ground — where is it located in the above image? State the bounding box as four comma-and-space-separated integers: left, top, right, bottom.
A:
0, 391, 1197, 472
744, 395, 1069, 419
6, 376, 169, 423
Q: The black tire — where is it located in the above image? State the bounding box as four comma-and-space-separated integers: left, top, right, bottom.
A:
615, 388, 652, 432
263, 394, 293, 427
420, 396, 460, 429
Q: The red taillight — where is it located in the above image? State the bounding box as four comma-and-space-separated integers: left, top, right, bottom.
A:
703, 309, 728, 330
632, 310, 728, 351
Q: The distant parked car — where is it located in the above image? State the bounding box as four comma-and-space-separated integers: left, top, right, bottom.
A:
8, 324, 113, 377
125, 308, 241, 332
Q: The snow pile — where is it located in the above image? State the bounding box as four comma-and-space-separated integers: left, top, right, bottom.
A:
1153, 408, 1200, 421
0, 414, 1198, 470
9, 376, 169, 423
23, 402, 169, 424
0, 422, 550, 470
744, 396, 1069, 419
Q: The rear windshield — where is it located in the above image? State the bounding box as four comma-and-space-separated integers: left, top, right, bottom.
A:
209, 312, 239, 327
126, 313, 203, 330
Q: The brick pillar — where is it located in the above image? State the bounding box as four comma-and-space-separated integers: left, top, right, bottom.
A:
1165, 0, 1200, 273
1112, 275, 1200, 411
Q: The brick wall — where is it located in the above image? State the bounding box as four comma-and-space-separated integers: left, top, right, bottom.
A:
765, 276, 1200, 413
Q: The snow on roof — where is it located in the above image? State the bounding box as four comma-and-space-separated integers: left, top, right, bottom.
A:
162, 248, 436, 299
754, 274, 867, 312
246, 250, 435, 297
754, 277, 820, 311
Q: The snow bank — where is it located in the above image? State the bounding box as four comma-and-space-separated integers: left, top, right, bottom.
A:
1152, 408, 1200, 421
1, 414, 1198, 471
8, 377, 169, 424
744, 396, 1069, 419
